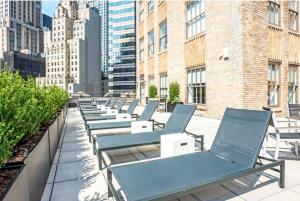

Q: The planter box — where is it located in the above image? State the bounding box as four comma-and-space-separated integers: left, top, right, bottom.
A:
1, 106, 67, 201
57, 112, 64, 138
1, 164, 29, 201
23, 130, 50, 201
167, 102, 183, 112
48, 118, 58, 163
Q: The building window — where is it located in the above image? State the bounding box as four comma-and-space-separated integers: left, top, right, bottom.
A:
288, 66, 298, 104
160, 74, 168, 97
186, 0, 205, 39
268, 1, 281, 26
139, 3, 144, 23
148, 0, 154, 13
148, 30, 154, 57
187, 68, 206, 104
139, 37, 144, 61
159, 20, 167, 51
289, 1, 299, 31
268, 63, 280, 106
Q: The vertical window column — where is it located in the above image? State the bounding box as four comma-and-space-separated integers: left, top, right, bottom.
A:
187, 68, 206, 104
268, 63, 280, 106
288, 66, 298, 104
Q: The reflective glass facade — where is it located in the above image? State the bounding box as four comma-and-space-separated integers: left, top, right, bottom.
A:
108, 0, 136, 96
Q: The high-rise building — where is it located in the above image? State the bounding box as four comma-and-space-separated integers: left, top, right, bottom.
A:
43, 14, 52, 30
0, 1, 42, 58
108, 0, 136, 96
78, 0, 109, 78
37, 0, 101, 95
136, 0, 300, 118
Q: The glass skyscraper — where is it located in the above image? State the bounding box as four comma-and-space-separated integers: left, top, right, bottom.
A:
108, 0, 136, 96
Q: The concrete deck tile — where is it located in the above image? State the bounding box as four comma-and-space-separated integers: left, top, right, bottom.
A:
261, 190, 300, 201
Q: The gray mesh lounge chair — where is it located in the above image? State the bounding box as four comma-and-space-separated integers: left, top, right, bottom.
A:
79, 97, 112, 112
83, 98, 126, 119
86, 101, 159, 142
79, 97, 111, 111
83, 99, 138, 129
263, 107, 300, 160
81, 97, 118, 115
107, 108, 285, 201
94, 104, 196, 170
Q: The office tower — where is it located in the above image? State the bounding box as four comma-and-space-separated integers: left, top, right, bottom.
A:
108, 0, 136, 96
136, 0, 300, 118
0, 0, 44, 77
43, 14, 52, 30
37, 0, 101, 95
0, 1, 42, 58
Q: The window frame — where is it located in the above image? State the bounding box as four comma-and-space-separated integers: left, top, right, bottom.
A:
186, 0, 205, 39
159, 20, 167, 51
187, 68, 206, 105
148, 0, 154, 14
268, 1, 281, 26
148, 30, 154, 57
288, 66, 298, 104
268, 63, 280, 107
139, 37, 144, 61
160, 74, 168, 97
288, 0, 299, 32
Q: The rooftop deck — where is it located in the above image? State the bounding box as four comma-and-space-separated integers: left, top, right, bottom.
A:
41, 107, 300, 201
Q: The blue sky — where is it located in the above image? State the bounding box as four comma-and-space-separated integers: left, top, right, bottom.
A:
42, 0, 59, 16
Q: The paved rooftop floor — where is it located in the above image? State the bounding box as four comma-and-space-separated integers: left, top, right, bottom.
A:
41, 107, 300, 201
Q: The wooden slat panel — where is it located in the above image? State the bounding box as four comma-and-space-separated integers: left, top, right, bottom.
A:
148, 57, 154, 76
185, 34, 205, 68
158, 51, 168, 74
289, 32, 300, 64
268, 26, 283, 61
158, 1, 167, 23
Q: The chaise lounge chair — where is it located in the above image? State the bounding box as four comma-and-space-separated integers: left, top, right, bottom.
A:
83, 99, 139, 129
107, 108, 285, 201
86, 101, 159, 143
263, 107, 300, 160
93, 104, 197, 170
83, 98, 127, 120
85, 99, 139, 123
81, 97, 119, 115
79, 97, 111, 111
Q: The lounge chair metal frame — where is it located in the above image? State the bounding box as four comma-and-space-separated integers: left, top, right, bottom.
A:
86, 101, 159, 143
106, 108, 285, 201
93, 104, 199, 170
107, 156, 284, 201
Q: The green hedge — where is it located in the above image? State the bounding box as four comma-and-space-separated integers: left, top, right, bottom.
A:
0, 71, 68, 167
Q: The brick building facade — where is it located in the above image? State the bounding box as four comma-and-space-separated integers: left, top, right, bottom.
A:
136, 0, 300, 118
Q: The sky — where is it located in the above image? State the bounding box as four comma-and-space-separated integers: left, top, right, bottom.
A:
42, 0, 59, 16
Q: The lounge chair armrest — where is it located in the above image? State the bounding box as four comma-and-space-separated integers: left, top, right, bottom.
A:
116, 113, 131, 121
152, 120, 165, 128
131, 113, 140, 120
97, 105, 105, 109
131, 121, 153, 134
105, 109, 119, 115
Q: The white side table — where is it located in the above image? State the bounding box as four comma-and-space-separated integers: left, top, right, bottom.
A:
161, 133, 195, 157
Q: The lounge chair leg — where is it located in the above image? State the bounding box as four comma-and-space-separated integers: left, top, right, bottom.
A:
93, 138, 96, 155
98, 149, 103, 170
295, 142, 299, 157
88, 130, 91, 143
280, 160, 285, 188
274, 132, 280, 160
107, 169, 113, 197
